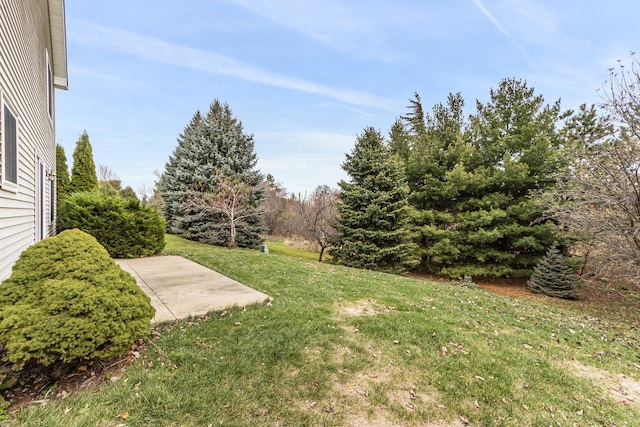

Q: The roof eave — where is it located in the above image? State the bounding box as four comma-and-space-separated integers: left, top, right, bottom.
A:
48, 0, 68, 90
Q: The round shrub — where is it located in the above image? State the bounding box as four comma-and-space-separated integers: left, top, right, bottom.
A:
0, 229, 155, 369
58, 191, 166, 258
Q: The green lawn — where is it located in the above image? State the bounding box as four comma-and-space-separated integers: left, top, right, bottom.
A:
10, 235, 640, 426
261, 238, 323, 261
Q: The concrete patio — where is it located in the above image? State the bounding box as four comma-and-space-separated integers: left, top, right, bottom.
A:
115, 255, 270, 323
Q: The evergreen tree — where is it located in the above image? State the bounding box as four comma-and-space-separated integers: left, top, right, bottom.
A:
395, 81, 565, 278
160, 100, 265, 248
396, 92, 487, 275
70, 131, 98, 193
527, 246, 579, 299
330, 127, 417, 273
466, 78, 564, 276
55, 144, 71, 209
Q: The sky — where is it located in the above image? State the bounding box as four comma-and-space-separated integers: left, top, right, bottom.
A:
56, 0, 640, 197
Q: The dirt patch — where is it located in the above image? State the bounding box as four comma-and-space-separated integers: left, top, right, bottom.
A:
566, 361, 640, 407
476, 281, 532, 298
322, 303, 454, 426
412, 272, 640, 325
338, 299, 396, 317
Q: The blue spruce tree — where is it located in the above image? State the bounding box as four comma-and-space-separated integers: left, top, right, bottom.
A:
161, 101, 265, 248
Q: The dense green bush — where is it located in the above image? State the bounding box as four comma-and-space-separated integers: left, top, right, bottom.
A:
0, 229, 155, 369
58, 191, 165, 258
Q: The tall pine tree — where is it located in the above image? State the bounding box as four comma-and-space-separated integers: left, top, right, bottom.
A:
70, 131, 98, 193
467, 78, 564, 277
330, 127, 417, 273
160, 100, 265, 248
395, 92, 485, 275
394, 81, 565, 278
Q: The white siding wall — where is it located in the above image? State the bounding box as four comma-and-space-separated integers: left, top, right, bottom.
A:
0, 0, 57, 281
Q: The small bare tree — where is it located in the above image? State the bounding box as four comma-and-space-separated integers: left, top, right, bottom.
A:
97, 164, 119, 182
140, 170, 164, 210
544, 53, 640, 282
185, 175, 254, 249
97, 164, 123, 195
298, 185, 338, 262
262, 174, 291, 235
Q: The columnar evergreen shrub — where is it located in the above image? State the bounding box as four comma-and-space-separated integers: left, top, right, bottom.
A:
0, 229, 155, 369
55, 144, 71, 208
70, 130, 98, 193
527, 246, 580, 299
58, 192, 165, 258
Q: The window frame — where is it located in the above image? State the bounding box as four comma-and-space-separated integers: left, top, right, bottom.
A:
1, 96, 19, 193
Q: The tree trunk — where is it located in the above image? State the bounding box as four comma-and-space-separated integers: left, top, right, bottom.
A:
318, 245, 326, 262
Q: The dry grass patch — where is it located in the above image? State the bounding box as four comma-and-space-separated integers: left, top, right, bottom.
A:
567, 361, 640, 407
328, 300, 455, 425
337, 299, 396, 317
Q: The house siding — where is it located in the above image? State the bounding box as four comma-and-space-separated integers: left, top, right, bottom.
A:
0, 0, 60, 281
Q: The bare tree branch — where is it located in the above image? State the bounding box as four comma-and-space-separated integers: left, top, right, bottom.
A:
297, 185, 339, 262
183, 175, 254, 248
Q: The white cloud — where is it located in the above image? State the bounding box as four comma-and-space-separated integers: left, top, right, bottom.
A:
68, 65, 124, 82
471, 0, 536, 68
506, 0, 558, 39
472, 0, 510, 38
67, 18, 400, 111
231, 0, 364, 52
229, 0, 431, 62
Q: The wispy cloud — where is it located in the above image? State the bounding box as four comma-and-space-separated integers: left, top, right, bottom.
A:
231, 0, 363, 53
229, 0, 420, 62
471, 0, 536, 68
68, 65, 123, 82
472, 0, 509, 38
67, 18, 400, 110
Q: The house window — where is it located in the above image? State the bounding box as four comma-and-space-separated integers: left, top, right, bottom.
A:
1, 101, 18, 191
46, 50, 53, 119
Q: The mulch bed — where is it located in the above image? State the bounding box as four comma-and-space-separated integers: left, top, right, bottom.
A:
2, 341, 144, 411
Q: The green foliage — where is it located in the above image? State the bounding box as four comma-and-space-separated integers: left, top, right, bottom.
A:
330, 127, 418, 273
527, 246, 580, 299
0, 368, 12, 420
98, 179, 122, 196
396, 81, 565, 277
160, 100, 265, 248
70, 131, 98, 193
0, 230, 154, 369
55, 144, 71, 209
58, 192, 165, 258
98, 178, 139, 201
120, 186, 139, 200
